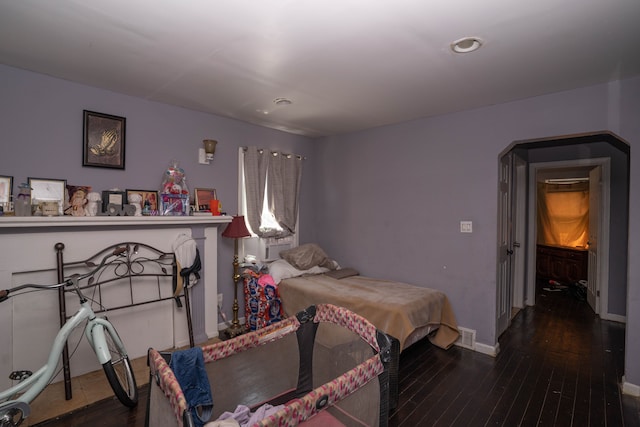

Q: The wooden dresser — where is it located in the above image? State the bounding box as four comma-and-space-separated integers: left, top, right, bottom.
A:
536, 244, 588, 284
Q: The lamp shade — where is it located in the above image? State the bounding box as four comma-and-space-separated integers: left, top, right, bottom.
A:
203, 139, 217, 160
222, 215, 251, 239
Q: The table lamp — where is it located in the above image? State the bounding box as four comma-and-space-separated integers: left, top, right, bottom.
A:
221, 215, 251, 338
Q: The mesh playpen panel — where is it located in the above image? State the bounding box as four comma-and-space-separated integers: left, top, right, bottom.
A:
146, 304, 391, 427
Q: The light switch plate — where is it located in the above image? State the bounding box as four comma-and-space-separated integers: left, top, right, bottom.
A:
460, 221, 473, 233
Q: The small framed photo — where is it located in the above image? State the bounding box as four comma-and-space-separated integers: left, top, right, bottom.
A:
28, 177, 67, 216
126, 189, 159, 214
65, 185, 92, 216
194, 188, 217, 211
0, 175, 12, 204
83, 110, 126, 169
101, 190, 126, 214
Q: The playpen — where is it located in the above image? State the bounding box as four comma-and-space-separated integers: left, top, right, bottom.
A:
146, 304, 392, 427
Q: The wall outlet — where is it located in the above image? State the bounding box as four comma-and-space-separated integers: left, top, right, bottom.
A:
217, 293, 223, 307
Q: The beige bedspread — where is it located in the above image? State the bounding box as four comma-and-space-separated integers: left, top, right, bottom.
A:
278, 274, 459, 351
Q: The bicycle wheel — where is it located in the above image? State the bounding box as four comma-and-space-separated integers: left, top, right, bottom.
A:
101, 326, 138, 407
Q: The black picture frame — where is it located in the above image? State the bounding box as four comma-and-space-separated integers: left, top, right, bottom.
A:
102, 190, 126, 214
83, 110, 126, 169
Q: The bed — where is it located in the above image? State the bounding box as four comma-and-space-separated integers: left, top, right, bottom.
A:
269, 244, 460, 353
278, 273, 459, 352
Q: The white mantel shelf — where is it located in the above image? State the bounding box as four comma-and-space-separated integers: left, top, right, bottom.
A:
1, 214, 230, 385
0, 215, 233, 228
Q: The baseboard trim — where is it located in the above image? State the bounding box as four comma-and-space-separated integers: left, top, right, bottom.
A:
622, 376, 640, 397
475, 341, 500, 357
454, 340, 499, 357
601, 312, 626, 323
217, 316, 245, 335
175, 338, 191, 348
223, 317, 504, 357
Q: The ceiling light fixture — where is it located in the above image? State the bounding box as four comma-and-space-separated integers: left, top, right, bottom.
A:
273, 97, 293, 106
450, 37, 483, 54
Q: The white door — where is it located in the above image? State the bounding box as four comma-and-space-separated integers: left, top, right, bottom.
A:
512, 155, 527, 308
496, 153, 514, 337
587, 166, 601, 313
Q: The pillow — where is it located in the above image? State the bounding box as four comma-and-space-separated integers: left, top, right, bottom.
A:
323, 268, 359, 279
279, 243, 335, 270
268, 259, 330, 284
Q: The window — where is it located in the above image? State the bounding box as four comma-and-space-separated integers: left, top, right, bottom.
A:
238, 147, 303, 261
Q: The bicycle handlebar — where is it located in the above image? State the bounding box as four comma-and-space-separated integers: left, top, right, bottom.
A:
0, 246, 126, 303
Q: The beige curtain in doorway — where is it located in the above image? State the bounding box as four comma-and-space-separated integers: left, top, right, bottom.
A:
537, 182, 589, 248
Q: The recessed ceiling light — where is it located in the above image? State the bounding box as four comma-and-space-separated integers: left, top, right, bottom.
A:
273, 97, 293, 106
450, 37, 483, 54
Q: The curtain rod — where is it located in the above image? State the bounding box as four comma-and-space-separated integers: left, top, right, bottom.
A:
241, 146, 307, 160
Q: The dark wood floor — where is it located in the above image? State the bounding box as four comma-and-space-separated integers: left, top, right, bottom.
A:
35, 285, 639, 427
389, 284, 640, 427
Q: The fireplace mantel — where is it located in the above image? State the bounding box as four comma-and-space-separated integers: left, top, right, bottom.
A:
0, 215, 232, 229
0, 215, 232, 389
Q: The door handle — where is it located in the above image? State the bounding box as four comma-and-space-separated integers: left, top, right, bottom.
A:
507, 249, 514, 255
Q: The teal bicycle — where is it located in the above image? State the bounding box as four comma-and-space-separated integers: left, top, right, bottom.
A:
0, 247, 138, 426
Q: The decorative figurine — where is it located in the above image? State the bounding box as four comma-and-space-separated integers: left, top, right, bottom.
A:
86, 192, 102, 216
142, 199, 151, 215
15, 183, 32, 217
128, 193, 143, 216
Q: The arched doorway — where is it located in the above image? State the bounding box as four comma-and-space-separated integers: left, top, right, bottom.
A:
496, 131, 630, 337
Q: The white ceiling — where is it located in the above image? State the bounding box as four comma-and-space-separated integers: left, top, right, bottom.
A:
1, 1, 639, 138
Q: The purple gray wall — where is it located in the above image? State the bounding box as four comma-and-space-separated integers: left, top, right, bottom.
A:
314, 76, 640, 387
0, 64, 318, 325
621, 76, 640, 390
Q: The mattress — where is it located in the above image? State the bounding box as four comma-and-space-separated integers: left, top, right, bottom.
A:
278, 273, 459, 351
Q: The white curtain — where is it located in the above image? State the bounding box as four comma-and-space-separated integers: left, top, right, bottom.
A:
243, 147, 269, 237
243, 147, 303, 238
